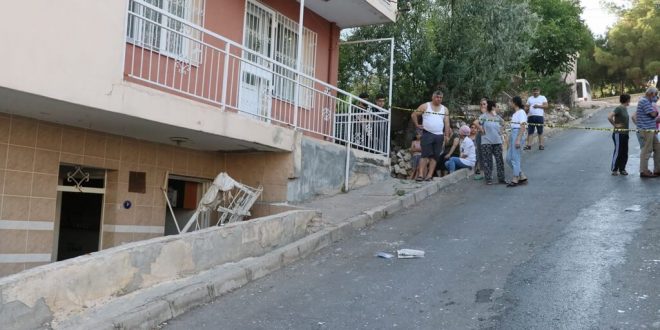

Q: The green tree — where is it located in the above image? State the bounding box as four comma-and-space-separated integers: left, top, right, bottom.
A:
339, 0, 535, 110
526, 0, 591, 76
577, 36, 613, 97
595, 0, 660, 90
339, 0, 440, 109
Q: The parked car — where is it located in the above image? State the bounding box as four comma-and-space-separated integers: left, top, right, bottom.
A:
575, 79, 592, 102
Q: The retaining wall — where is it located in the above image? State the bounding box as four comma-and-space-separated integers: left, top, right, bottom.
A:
0, 210, 319, 330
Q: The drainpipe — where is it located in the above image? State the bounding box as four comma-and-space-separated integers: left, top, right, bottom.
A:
293, 0, 305, 129
345, 97, 353, 192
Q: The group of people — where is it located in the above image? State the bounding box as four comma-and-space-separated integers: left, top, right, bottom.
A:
609, 86, 660, 177
407, 85, 660, 186
408, 89, 536, 187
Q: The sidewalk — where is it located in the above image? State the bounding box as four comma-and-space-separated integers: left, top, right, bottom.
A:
296, 177, 431, 226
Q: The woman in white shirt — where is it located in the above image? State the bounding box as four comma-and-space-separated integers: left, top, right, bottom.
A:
444, 125, 476, 173
507, 96, 528, 187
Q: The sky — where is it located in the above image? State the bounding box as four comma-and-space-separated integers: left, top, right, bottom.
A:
580, 0, 628, 36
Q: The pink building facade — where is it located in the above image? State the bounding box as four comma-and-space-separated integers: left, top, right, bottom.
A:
0, 0, 395, 276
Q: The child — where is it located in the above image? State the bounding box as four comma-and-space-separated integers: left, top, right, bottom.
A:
444, 125, 476, 173
408, 132, 423, 180
507, 96, 528, 187
607, 94, 630, 175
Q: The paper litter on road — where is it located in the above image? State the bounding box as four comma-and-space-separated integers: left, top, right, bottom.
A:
624, 205, 641, 212
376, 252, 394, 259
397, 249, 425, 259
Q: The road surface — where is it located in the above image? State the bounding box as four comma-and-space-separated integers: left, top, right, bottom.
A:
165, 107, 660, 330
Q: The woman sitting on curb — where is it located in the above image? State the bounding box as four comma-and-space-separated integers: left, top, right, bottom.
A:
445, 125, 476, 173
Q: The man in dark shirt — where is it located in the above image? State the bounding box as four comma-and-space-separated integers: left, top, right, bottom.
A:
607, 94, 630, 175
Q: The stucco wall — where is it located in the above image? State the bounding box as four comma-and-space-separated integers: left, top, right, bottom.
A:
287, 137, 390, 202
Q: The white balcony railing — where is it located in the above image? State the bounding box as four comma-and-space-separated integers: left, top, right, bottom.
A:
124, 0, 390, 156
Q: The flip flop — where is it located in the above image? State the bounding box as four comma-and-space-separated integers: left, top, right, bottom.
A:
415, 177, 424, 181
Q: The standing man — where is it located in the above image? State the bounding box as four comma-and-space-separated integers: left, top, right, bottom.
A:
525, 87, 548, 150
411, 90, 451, 181
607, 94, 631, 176
375, 94, 388, 152
637, 87, 660, 178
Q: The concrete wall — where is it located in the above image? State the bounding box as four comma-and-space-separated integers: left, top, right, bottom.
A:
287, 137, 390, 202
0, 210, 318, 330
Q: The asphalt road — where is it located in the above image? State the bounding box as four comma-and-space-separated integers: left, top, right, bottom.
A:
165, 107, 660, 330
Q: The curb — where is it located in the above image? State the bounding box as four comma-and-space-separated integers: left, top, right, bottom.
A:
63, 169, 470, 330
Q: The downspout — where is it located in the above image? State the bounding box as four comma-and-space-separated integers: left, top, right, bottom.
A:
293, 0, 305, 128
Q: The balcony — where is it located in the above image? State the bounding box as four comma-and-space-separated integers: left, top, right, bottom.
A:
304, 0, 397, 28
125, 0, 391, 155
0, 0, 390, 156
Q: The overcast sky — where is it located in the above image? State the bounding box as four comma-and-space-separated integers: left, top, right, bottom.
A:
580, 0, 628, 36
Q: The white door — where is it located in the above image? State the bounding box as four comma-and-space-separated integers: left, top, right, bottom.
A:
239, 1, 273, 120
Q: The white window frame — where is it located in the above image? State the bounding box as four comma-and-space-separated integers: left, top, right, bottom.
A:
127, 0, 205, 65
244, 0, 317, 108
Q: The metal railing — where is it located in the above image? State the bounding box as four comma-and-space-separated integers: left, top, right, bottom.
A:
124, 0, 390, 156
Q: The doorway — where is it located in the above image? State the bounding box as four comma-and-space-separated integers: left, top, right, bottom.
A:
239, 0, 273, 120
54, 165, 106, 261
164, 175, 212, 235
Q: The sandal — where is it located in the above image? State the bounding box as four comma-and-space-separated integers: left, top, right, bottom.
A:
415, 177, 424, 182
539, 145, 545, 150
424, 176, 433, 181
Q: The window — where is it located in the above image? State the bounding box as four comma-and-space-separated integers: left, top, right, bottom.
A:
272, 13, 317, 107
127, 0, 205, 64
243, 2, 317, 107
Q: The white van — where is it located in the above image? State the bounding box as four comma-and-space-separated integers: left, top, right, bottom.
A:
575, 79, 592, 102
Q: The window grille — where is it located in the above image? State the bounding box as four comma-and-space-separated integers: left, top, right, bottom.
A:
127, 0, 205, 64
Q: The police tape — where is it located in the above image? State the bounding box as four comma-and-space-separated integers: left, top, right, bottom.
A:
391, 106, 660, 133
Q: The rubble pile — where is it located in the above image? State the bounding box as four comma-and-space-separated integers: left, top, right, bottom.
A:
390, 147, 413, 178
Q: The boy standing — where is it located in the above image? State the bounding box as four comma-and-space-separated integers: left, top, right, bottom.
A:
608, 94, 631, 175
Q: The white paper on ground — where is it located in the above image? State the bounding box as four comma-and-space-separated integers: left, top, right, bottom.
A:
397, 249, 425, 258
624, 205, 641, 212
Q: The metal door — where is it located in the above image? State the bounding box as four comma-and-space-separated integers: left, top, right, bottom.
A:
239, 1, 274, 120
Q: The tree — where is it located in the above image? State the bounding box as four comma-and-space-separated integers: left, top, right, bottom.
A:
339, 0, 535, 110
339, 0, 440, 109
527, 0, 591, 76
577, 36, 613, 97
433, 0, 535, 107
595, 0, 660, 90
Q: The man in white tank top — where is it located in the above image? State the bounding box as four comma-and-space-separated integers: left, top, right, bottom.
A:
411, 90, 451, 181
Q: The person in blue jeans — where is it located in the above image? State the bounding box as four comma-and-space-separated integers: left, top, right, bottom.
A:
507, 96, 528, 187
445, 125, 476, 173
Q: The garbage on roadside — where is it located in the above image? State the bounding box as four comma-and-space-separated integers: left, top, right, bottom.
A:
376, 252, 394, 259
624, 205, 641, 212
397, 249, 425, 259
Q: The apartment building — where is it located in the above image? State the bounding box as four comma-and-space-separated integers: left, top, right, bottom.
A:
0, 0, 395, 276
